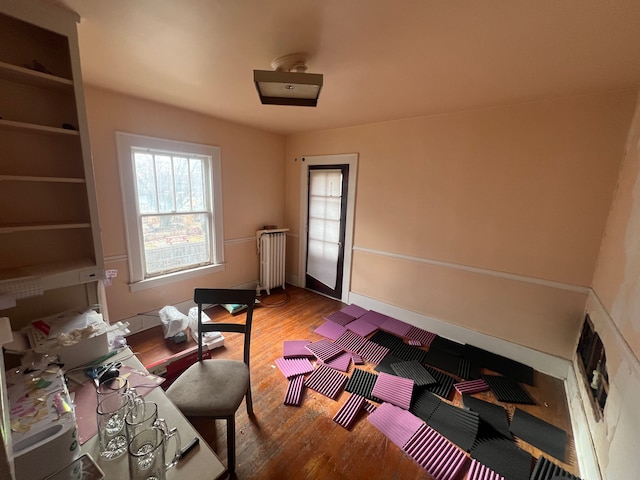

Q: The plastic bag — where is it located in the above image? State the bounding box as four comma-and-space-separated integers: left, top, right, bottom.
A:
159, 305, 189, 339
188, 307, 221, 341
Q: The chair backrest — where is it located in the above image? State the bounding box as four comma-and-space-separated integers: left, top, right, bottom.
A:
193, 288, 257, 364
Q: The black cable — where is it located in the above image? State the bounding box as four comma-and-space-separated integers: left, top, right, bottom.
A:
257, 291, 291, 308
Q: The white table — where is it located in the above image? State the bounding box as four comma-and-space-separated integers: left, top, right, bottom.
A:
78, 348, 226, 479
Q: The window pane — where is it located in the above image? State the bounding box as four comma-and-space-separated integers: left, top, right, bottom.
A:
309, 217, 340, 243
155, 155, 174, 213
190, 158, 205, 210
134, 152, 157, 214
307, 238, 338, 288
142, 213, 210, 276
310, 171, 342, 197
173, 157, 191, 212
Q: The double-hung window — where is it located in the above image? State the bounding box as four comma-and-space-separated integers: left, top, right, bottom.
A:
116, 132, 224, 291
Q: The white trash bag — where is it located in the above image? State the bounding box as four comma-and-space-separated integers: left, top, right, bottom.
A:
188, 307, 223, 344
159, 305, 189, 339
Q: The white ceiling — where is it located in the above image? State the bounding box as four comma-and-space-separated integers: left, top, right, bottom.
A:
56, 0, 640, 135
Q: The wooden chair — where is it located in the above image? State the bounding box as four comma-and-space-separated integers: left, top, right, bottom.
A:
166, 288, 257, 476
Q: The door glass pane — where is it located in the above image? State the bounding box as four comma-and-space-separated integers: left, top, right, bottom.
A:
307, 169, 343, 288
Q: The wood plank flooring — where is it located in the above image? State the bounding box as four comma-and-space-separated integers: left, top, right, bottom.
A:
127, 286, 580, 479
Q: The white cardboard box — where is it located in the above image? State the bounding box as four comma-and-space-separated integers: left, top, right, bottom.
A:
25, 310, 109, 369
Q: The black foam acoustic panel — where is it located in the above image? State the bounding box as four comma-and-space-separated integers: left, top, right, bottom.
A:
470, 437, 533, 480
510, 408, 567, 462
462, 394, 512, 439
482, 374, 535, 404
464, 344, 534, 385
530, 456, 582, 480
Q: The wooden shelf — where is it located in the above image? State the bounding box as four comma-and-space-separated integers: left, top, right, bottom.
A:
0, 222, 91, 234
0, 118, 79, 136
0, 258, 101, 290
0, 60, 73, 88
0, 175, 85, 184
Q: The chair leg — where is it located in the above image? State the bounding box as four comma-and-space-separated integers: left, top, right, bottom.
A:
245, 387, 254, 417
226, 416, 236, 476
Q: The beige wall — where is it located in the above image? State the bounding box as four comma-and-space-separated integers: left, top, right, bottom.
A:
592, 92, 640, 356
585, 93, 640, 479
286, 90, 637, 359
84, 86, 286, 322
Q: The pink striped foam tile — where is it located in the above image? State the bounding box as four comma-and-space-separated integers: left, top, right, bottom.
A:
305, 339, 345, 362
357, 340, 390, 365
304, 364, 348, 400
335, 330, 368, 353
465, 458, 505, 480
283, 340, 314, 358
325, 310, 356, 327
403, 423, 469, 480
346, 317, 378, 337
333, 393, 366, 429
339, 304, 368, 319
405, 326, 437, 347
380, 316, 412, 337
371, 371, 415, 410
313, 320, 348, 341
368, 402, 424, 448
364, 401, 377, 414
284, 374, 305, 406
275, 357, 315, 378
320, 351, 352, 372
358, 310, 389, 327
454, 379, 490, 395
351, 354, 364, 365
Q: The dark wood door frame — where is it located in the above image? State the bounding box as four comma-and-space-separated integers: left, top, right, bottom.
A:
298, 153, 358, 303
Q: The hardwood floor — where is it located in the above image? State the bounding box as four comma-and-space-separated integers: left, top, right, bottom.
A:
127, 286, 580, 479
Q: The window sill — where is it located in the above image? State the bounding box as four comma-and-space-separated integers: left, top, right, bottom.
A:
128, 263, 225, 292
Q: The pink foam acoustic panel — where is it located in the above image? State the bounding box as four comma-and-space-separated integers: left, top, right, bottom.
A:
364, 401, 377, 414
368, 402, 424, 448
339, 304, 368, 319
380, 316, 412, 337
357, 340, 390, 365
304, 364, 348, 400
320, 351, 352, 372
402, 423, 469, 480
351, 354, 364, 365
283, 340, 314, 358
325, 310, 356, 327
358, 310, 389, 327
465, 458, 505, 480
405, 326, 437, 347
313, 320, 347, 341
305, 339, 345, 362
346, 317, 378, 337
284, 374, 305, 406
454, 379, 490, 395
275, 357, 315, 378
371, 371, 415, 410
333, 393, 366, 430
335, 330, 368, 353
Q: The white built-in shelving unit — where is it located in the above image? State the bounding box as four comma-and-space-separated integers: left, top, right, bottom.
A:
0, 1, 104, 294
0, 3, 105, 475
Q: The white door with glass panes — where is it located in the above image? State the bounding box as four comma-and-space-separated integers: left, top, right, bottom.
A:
300, 154, 358, 302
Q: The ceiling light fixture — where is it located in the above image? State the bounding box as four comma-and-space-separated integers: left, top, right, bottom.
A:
254, 53, 323, 107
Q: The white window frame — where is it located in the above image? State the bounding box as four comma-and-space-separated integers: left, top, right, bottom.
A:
116, 132, 225, 292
